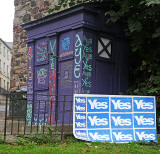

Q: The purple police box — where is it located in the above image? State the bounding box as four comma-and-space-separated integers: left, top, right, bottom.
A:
22, 4, 128, 126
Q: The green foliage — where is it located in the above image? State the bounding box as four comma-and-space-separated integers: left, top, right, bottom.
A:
17, 126, 61, 145
0, 136, 5, 144
48, 0, 103, 13
17, 137, 37, 148
146, 0, 160, 6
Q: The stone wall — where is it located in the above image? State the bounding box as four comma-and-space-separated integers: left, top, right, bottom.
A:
11, 0, 59, 90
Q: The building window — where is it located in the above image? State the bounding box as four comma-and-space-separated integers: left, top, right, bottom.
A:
4, 79, 5, 89
7, 82, 9, 91
98, 37, 112, 59
0, 59, 1, 72
7, 50, 9, 60
7, 65, 9, 77
3, 47, 5, 57
3, 62, 5, 74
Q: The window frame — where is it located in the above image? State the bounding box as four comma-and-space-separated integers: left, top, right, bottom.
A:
96, 34, 113, 62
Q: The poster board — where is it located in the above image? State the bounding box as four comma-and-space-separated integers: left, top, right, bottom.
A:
73, 94, 157, 143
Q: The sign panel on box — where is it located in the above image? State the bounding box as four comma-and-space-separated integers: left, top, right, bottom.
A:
73, 94, 157, 143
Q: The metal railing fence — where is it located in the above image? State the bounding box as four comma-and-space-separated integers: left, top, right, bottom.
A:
0, 92, 73, 141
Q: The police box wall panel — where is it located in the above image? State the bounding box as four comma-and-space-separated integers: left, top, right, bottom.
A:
73, 94, 157, 143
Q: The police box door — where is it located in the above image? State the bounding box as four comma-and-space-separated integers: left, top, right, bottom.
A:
33, 37, 58, 126
57, 32, 74, 125
34, 38, 50, 125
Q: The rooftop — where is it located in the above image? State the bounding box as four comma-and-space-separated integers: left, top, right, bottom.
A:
0, 38, 13, 50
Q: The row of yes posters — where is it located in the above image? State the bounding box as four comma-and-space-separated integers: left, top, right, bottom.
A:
73, 94, 157, 143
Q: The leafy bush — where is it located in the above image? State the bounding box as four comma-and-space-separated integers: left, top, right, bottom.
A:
0, 136, 5, 144
17, 137, 37, 148
17, 126, 61, 145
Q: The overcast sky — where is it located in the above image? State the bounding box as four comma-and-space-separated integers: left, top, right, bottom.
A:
0, 0, 14, 42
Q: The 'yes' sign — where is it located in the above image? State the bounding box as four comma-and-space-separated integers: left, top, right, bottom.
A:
73, 94, 157, 143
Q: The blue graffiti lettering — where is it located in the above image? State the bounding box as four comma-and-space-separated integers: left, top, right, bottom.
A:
62, 37, 70, 51
74, 34, 82, 79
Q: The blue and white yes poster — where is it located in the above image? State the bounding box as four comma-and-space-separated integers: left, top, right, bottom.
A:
73, 94, 157, 143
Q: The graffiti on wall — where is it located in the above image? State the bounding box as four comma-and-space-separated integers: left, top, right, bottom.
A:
62, 37, 70, 51
73, 34, 93, 94
60, 60, 73, 89
59, 51, 73, 58
26, 104, 32, 126
36, 40, 48, 63
81, 35, 93, 94
33, 116, 48, 126
48, 39, 56, 124
74, 34, 82, 94
74, 81, 81, 94
27, 45, 33, 125
33, 91, 49, 125
74, 34, 82, 78
27, 46, 33, 94
37, 68, 47, 85
35, 65, 49, 89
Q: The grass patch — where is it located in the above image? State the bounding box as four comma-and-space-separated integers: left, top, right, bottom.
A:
0, 136, 160, 154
